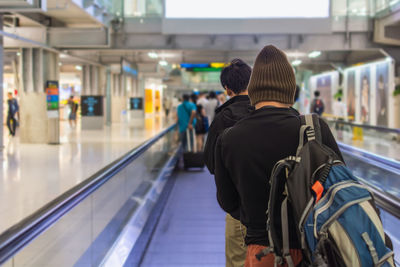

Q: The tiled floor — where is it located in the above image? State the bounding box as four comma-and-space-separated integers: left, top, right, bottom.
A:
0, 116, 171, 234
139, 169, 225, 267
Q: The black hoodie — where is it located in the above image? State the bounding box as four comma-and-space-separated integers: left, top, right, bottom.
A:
204, 95, 253, 177
214, 107, 343, 246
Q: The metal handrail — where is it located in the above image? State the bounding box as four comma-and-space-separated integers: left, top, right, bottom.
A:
0, 124, 177, 265
326, 118, 400, 134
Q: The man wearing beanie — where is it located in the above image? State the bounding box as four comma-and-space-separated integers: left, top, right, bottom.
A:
214, 45, 343, 267
204, 58, 253, 267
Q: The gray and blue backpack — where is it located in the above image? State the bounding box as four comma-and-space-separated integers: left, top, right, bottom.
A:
258, 114, 395, 267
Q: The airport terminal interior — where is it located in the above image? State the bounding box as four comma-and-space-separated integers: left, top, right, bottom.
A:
0, 0, 400, 266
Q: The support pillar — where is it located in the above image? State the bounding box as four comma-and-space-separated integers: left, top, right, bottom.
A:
19, 48, 60, 144
106, 68, 111, 126
0, 15, 3, 148
81, 65, 105, 130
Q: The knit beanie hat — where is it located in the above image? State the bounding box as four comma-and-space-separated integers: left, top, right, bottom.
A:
247, 45, 296, 106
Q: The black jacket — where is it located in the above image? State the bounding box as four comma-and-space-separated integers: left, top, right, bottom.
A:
214, 107, 343, 246
204, 95, 253, 175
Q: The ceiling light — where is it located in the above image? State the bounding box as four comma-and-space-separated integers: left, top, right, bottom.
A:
308, 51, 321, 58
291, 60, 302, 66
16, 52, 21, 56
148, 52, 158, 59
60, 54, 68, 58
159, 60, 168, 66
58, 62, 62, 66
75, 65, 82, 71
286, 52, 307, 58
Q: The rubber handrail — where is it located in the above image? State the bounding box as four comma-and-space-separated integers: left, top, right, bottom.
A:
327, 119, 400, 134
357, 178, 400, 220
0, 124, 177, 265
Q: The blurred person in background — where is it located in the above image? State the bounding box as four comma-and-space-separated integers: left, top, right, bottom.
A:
333, 97, 347, 139
68, 95, 78, 128
310, 90, 325, 116
205, 91, 219, 123
7, 92, 19, 137
204, 58, 253, 267
176, 94, 197, 150
197, 92, 209, 108
218, 93, 227, 105
195, 104, 209, 151
163, 96, 172, 120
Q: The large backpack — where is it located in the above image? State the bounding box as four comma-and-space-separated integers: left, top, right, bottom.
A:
259, 114, 395, 267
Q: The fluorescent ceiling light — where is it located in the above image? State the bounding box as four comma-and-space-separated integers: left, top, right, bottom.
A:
291, 60, 302, 66
75, 65, 82, 71
308, 51, 321, 58
148, 52, 158, 59
159, 60, 168, 66
60, 54, 68, 58
286, 52, 307, 58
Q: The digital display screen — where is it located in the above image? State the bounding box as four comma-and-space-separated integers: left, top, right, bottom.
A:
130, 97, 143, 110
165, 0, 330, 19
81, 96, 103, 116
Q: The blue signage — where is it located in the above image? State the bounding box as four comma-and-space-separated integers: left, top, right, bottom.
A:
130, 97, 143, 110
81, 96, 103, 116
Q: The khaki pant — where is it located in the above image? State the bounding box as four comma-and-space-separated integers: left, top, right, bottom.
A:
226, 213, 247, 267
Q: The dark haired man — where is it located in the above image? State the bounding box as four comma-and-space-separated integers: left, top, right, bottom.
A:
214, 45, 343, 266
204, 58, 253, 267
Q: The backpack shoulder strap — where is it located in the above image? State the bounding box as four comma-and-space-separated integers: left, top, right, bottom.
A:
297, 114, 322, 156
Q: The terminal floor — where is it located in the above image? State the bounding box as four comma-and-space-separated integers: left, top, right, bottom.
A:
0, 118, 171, 234
134, 169, 226, 267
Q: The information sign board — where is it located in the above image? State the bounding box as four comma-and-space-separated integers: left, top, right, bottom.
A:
81, 96, 103, 116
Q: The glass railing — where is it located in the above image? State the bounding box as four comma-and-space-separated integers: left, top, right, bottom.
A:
326, 119, 400, 163
123, 0, 163, 18
375, 0, 400, 15
325, 118, 400, 204
0, 124, 179, 267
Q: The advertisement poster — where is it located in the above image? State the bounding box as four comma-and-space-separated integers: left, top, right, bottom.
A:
316, 75, 332, 115
81, 96, 103, 116
360, 67, 371, 124
346, 70, 356, 121
376, 62, 389, 126
155, 91, 161, 112
145, 89, 153, 114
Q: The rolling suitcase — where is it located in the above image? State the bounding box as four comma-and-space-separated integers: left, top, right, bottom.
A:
183, 128, 205, 169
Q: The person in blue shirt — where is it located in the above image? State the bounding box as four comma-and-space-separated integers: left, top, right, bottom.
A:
177, 94, 197, 150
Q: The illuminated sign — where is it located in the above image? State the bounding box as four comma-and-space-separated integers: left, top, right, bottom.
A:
130, 97, 143, 110
81, 96, 103, 116
46, 81, 59, 110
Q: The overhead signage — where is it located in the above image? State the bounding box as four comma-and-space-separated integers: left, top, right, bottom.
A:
46, 81, 59, 110
130, 97, 143, 110
81, 96, 103, 116
122, 59, 138, 77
